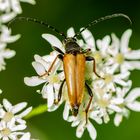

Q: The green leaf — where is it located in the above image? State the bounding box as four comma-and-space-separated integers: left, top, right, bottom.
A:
24, 104, 47, 119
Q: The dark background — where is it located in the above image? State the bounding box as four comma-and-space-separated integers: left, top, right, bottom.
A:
0, 0, 140, 139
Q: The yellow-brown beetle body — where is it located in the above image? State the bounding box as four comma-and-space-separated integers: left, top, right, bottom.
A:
63, 53, 85, 116
54, 38, 98, 116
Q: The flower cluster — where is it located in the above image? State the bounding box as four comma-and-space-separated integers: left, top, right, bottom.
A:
24, 27, 140, 140
0, 98, 32, 140
0, 0, 35, 71
0, 0, 36, 139
0, 0, 35, 23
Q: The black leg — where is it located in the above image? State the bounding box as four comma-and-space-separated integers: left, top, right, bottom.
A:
85, 82, 93, 124
40, 54, 63, 77
54, 79, 66, 104
52, 46, 64, 55
86, 56, 102, 78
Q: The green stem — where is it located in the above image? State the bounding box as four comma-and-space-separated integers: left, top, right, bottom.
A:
24, 104, 48, 119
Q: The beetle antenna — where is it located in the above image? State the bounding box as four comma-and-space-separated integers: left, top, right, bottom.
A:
8, 17, 67, 39
74, 13, 132, 38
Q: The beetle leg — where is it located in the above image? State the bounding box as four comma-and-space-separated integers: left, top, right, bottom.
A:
54, 79, 66, 104
52, 46, 64, 55
86, 56, 102, 78
40, 54, 63, 77
85, 82, 93, 124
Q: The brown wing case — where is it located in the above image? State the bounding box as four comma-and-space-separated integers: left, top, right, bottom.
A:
63, 53, 85, 108
76, 54, 85, 105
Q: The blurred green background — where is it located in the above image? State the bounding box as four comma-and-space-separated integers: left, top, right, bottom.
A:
0, 0, 140, 139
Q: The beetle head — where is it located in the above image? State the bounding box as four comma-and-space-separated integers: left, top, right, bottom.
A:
62, 37, 81, 53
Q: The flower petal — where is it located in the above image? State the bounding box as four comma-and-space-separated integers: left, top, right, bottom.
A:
1, 33, 21, 43
124, 61, 140, 70
87, 121, 97, 140
109, 104, 122, 113
20, 0, 36, 5
2, 136, 9, 140
46, 84, 54, 108
3, 99, 12, 112
0, 12, 17, 23
3, 50, 16, 59
127, 101, 140, 112
110, 33, 119, 55
120, 29, 132, 53
71, 119, 80, 127
63, 102, 70, 120
11, 0, 22, 14
76, 121, 86, 138
34, 54, 49, 70
125, 50, 140, 60
32, 61, 46, 76
114, 113, 123, 127
12, 102, 27, 114
97, 35, 110, 55
67, 27, 75, 37
125, 88, 140, 111
125, 88, 140, 102
81, 29, 95, 51
111, 98, 124, 104
114, 79, 128, 87
24, 76, 46, 86
42, 34, 63, 50
12, 124, 26, 131
17, 107, 32, 118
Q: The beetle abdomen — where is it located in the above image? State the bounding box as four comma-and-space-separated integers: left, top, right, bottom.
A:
63, 53, 85, 113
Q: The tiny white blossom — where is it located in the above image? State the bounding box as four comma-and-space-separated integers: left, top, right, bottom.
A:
0, 25, 20, 71
24, 52, 64, 110
0, 0, 36, 23
0, 99, 32, 124
0, 118, 26, 140
106, 29, 140, 72
114, 86, 140, 126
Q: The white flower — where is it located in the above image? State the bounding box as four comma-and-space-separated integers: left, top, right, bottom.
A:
24, 52, 64, 110
0, 99, 33, 139
0, 0, 36, 23
0, 118, 26, 140
106, 29, 140, 72
114, 86, 140, 126
94, 68, 130, 92
0, 25, 20, 44
92, 84, 123, 123
0, 25, 20, 71
0, 99, 32, 124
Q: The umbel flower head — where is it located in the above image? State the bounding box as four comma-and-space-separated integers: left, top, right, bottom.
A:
24, 28, 140, 140
0, 25, 20, 71
0, 99, 32, 140
0, 0, 36, 23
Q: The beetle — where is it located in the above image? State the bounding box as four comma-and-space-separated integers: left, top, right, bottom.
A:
9, 13, 131, 121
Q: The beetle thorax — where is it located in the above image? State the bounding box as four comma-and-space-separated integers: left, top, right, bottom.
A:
62, 37, 81, 54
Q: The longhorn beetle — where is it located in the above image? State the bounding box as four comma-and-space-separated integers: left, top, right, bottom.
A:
9, 13, 131, 122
